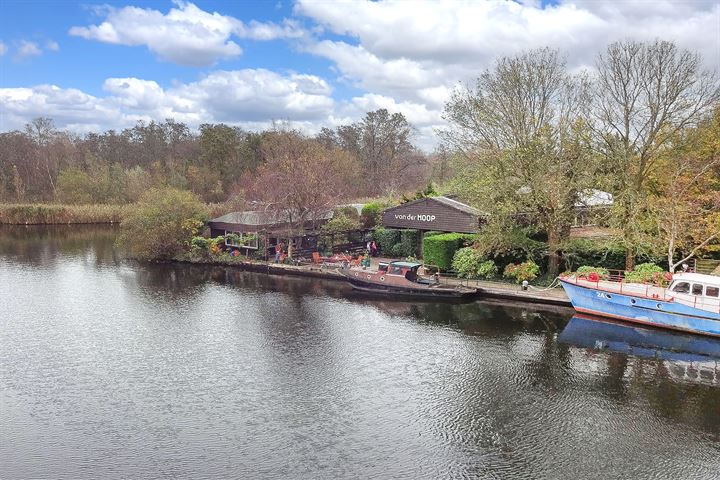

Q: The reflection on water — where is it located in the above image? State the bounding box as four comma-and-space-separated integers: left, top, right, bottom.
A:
1, 226, 719, 480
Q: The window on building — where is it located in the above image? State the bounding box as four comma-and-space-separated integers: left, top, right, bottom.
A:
706, 286, 719, 298
672, 282, 690, 294
692, 284, 704, 295
224, 231, 259, 249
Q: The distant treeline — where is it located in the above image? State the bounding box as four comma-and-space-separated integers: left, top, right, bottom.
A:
0, 109, 439, 205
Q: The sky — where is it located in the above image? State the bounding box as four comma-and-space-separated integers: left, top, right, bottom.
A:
0, 0, 718, 149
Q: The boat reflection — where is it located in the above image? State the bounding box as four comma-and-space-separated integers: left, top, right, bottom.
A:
559, 314, 720, 385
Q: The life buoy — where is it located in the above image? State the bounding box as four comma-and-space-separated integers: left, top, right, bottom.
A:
380, 276, 385, 282
588, 272, 599, 282
367, 274, 371, 280
355, 272, 359, 277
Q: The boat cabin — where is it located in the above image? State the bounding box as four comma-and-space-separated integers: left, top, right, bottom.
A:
669, 273, 720, 297
668, 273, 720, 311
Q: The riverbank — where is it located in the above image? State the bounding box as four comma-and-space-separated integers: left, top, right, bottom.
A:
172, 254, 572, 307
0, 203, 130, 224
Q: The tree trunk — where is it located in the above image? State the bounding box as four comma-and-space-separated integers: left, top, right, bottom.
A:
625, 249, 635, 271
547, 229, 561, 277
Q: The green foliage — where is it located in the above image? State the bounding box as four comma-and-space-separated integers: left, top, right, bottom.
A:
576, 265, 610, 280
361, 201, 384, 228
624, 263, 666, 285
399, 229, 421, 257
373, 227, 401, 252
321, 210, 362, 234
423, 233, 477, 270
452, 247, 498, 278
503, 260, 541, 283
117, 188, 208, 260
561, 238, 627, 270
400, 182, 439, 203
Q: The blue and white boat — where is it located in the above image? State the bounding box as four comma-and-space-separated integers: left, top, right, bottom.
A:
560, 272, 720, 337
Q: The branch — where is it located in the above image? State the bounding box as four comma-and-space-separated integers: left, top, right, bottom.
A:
672, 232, 719, 271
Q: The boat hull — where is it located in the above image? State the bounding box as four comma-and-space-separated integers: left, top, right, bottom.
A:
560, 279, 720, 337
340, 268, 478, 300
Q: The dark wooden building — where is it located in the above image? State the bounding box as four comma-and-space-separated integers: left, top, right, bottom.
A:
381, 196, 482, 233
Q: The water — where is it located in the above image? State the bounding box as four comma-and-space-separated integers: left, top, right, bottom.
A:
1, 226, 719, 479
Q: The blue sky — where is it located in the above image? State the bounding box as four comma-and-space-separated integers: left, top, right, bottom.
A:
1, 0, 718, 148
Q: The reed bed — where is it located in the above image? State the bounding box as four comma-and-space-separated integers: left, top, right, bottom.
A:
0, 204, 131, 224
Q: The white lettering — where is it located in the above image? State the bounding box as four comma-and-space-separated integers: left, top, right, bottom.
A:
393, 213, 436, 222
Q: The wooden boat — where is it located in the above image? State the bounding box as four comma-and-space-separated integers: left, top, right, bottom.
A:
560, 271, 720, 337
339, 261, 478, 300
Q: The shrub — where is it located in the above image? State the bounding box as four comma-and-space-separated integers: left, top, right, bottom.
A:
399, 229, 421, 257
576, 265, 610, 280
561, 238, 627, 271
503, 260, 541, 283
321, 211, 362, 234
452, 247, 498, 278
624, 263, 666, 285
117, 188, 208, 260
373, 227, 401, 253
361, 202, 384, 228
423, 233, 477, 270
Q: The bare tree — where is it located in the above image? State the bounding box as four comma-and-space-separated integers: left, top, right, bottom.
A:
592, 39, 720, 269
441, 48, 595, 275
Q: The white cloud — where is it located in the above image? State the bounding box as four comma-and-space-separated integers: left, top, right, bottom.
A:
46, 40, 60, 52
69, 1, 306, 66
16, 40, 42, 58
294, 0, 720, 147
0, 69, 335, 133
0, 42, 6, 56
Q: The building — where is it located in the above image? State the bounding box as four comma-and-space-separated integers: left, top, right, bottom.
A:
381, 196, 482, 234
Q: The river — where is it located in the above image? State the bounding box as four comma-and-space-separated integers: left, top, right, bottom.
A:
1, 226, 719, 479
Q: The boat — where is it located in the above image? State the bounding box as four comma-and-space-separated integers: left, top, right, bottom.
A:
339, 261, 478, 300
559, 271, 720, 337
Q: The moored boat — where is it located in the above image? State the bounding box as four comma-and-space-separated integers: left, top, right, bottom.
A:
559, 271, 720, 337
339, 261, 478, 300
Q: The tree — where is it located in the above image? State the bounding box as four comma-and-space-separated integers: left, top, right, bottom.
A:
593, 39, 719, 269
322, 109, 425, 195
441, 48, 595, 276
651, 107, 720, 271
117, 188, 208, 260
247, 131, 358, 257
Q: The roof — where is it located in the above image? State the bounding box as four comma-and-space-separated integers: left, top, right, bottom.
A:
383, 196, 480, 216
672, 272, 720, 286
209, 209, 333, 227
389, 261, 422, 268
575, 189, 614, 207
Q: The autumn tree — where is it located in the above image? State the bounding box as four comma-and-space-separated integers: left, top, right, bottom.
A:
441, 48, 595, 276
592, 39, 719, 269
650, 106, 720, 271
247, 131, 358, 257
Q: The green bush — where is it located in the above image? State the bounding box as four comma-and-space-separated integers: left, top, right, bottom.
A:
624, 263, 666, 285
361, 202, 384, 228
423, 233, 477, 271
452, 247, 497, 278
576, 265, 610, 280
503, 260, 541, 283
117, 188, 208, 260
399, 229, 421, 257
322, 211, 362, 234
373, 227, 401, 253
561, 238, 626, 271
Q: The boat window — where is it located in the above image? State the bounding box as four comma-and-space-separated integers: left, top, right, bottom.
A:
706, 286, 720, 298
692, 283, 704, 295
388, 266, 403, 275
671, 282, 690, 294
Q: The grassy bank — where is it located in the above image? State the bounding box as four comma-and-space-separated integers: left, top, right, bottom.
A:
0, 204, 130, 225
